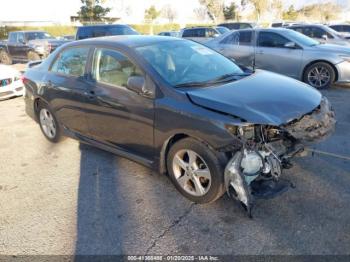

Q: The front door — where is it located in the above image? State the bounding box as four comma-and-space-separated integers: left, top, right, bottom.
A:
43, 46, 91, 135
255, 31, 303, 79
85, 47, 155, 160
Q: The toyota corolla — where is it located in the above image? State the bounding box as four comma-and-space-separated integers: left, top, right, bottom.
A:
23, 36, 335, 216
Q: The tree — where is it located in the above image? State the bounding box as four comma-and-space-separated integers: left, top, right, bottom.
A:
248, 0, 269, 21
271, 0, 283, 20
282, 5, 298, 21
144, 5, 161, 35
297, 2, 341, 22
198, 0, 224, 23
162, 4, 178, 23
193, 7, 209, 21
77, 0, 111, 24
223, 2, 237, 21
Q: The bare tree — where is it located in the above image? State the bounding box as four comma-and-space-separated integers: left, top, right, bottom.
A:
198, 0, 224, 23
162, 4, 178, 23
248, 0, 269, 21
193, 7, 209, 21
271, 0, 283, 20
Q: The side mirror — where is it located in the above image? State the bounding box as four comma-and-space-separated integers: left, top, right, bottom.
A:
284, 41, 296, 48
127, 75, 148, 95
322, 34, 328, 40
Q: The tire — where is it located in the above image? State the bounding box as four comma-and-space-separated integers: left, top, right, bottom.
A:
27, 51, 41, 61
0, 50, 12, 65
166, 138, 226, 204
303, 62, 335, 89
37, 102, 61, 143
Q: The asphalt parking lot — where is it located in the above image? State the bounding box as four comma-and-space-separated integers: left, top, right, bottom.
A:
0, 74, 349, 255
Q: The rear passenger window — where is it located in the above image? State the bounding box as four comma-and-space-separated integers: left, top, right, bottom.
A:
220, 31, 252, 46
92, 48, 143, 87
239, 31, 252, 45
51, 47, 89, 77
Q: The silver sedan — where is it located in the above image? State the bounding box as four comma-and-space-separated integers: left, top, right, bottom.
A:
206, 28, 350, 88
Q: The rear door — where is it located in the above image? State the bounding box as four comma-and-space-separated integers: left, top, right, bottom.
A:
42, 46, 91, 135
255, 31, 303, 79
7, 33, 19, 58
84, 47, 155, 160
216, 30, 255, 68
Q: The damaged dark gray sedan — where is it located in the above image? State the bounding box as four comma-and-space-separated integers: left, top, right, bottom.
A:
23, 36, 336, 216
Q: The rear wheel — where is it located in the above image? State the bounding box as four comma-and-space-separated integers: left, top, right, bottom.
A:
0, 50, 12, 65
37, 103, 61, 143
167, 138, 225, 203
27, 51, 41, 61
303, 62, 335, 89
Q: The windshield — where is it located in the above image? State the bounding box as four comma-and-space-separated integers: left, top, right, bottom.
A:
135, 40, 244, 87
285, 29, 320, 46
26, 32, 53, 41
216, 27, 230, 34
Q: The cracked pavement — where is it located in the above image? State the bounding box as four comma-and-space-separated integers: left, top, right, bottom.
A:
0, 86, 349, 255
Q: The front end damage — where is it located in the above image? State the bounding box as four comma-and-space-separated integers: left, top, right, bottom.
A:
224, 97, 336, 217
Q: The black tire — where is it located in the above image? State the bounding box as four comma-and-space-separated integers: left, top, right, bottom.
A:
303, 62, 335, 89
0, 50, 12, 65
166, 138, 226, 204
27, 51, 41, 61
37, 102, 62, 143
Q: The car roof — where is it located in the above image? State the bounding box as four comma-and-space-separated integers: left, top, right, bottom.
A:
74, 35, 182, 48
77, 24, 130, 28
10, 30, 46, 33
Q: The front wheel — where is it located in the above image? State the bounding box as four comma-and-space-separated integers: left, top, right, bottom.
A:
303, 62, 335, 89
38, 103, 61, 143
167, 138, 225, 204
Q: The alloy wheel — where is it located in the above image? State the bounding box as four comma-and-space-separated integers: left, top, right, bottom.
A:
307, 65, 331, 88
39, 108, 56, 139
172, 149, 212, 196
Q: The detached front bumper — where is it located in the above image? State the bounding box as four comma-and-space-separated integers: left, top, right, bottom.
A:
0, 80, 24, 100
335, 61, 350, 84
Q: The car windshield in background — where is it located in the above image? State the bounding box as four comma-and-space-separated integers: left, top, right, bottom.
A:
216, 27, 230, 34
26, 32, 53, 40
136, 40, 244, 87
285, 29, 320, 46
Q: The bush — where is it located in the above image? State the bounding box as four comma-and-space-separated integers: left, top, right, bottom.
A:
0, 26, 76, 39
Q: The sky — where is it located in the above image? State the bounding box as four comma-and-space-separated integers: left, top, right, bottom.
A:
0, 0, 348, 23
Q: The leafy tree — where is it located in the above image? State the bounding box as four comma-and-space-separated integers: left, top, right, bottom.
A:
144, 5, 161, 35
77, 0, 111, 24
223, 2, 237, 21
198, 0, 224, 23
282, 5, 298, 21
144, 5, 161, 23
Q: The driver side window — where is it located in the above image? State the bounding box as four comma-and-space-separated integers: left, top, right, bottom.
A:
258, 32, 289, 48
92, 48, 143, 88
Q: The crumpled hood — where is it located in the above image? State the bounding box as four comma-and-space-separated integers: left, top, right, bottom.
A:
187, 70, 322, 126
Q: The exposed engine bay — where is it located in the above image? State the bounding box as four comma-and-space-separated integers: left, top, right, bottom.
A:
224, 97, 336, 217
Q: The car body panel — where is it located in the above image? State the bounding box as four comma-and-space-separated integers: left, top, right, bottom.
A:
186, 70, 322, 125
0, 65, 24, 100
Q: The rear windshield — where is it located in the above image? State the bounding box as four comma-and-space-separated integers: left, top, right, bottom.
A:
77, 25, 138, 40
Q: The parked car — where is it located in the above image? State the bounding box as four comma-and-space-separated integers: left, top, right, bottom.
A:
0, 64, 24, 100
75, 24, 138, 40
60, 35, 75, 41
158, 31, 179, 37
206, 28, 350, 89
23, 36, 335, 215
287, 24, 350, 46
329, 24, 350, 39
217, 22, 256, 30
179, 27, 221, 43
271, 22, 305, 28
0, 31, 70, 64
